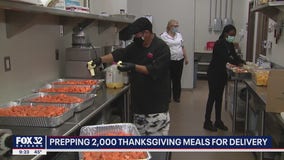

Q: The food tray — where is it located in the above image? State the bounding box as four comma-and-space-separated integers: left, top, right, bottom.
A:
34, 84, 97, 94
51, 79, 105, 92
228, 69, 252, 80
51, 78, 105, 85
80, 123, 141, 136
79, 123, 151, 160
19, 92, 96, 112
0, 101, 74, 127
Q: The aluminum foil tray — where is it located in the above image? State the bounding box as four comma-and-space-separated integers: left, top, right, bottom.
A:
230, 72, 252, 80
51, 78, 104, 85
228, 69, 252, 80
34, 84, 97, 94
51, 78, 105, 90
0, 101, 74, 127
19, 92, 96, 112
64, 93, 96, 112
80, 123, 141, 136
79, 123, 151, 160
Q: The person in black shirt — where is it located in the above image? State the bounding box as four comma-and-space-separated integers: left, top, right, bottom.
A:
203, 25, 245, 132
91, 17, 171, 136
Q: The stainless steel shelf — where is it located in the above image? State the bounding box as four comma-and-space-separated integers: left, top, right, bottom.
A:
197, 71, 207, 75
0, 0, 134, 38
195, 52, 211, 79
0, 0, 134, 23
194, 50, 212, 54
251, 1, 284, 11
251, 1, 284, 21
198, 62, 210, 65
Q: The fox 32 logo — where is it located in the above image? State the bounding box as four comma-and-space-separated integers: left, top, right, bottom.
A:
13, 136, 45, 149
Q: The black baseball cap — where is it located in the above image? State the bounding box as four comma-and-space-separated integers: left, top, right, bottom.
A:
119, 17, 152, 40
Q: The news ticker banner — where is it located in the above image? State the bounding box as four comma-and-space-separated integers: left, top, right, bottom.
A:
13, 136, 274, 155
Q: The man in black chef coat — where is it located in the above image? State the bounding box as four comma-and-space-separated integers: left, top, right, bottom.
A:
92, 17, 171, 136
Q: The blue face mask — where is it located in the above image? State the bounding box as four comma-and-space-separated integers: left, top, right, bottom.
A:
226, 36, 235, 43
172, 27, 178, 33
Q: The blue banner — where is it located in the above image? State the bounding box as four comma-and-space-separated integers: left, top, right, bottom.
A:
45, 136, 272, 149
12, 135, 274, 155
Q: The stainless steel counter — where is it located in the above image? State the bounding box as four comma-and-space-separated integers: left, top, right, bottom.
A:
244, 80, 267, 105
244, 80, 278, 160
225, 72, 283, 160
244, 80, 267, 131
226, 69, 251, 133
0, 85, 130, 160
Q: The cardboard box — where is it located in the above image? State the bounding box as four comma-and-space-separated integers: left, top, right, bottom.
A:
266, 69, 284, 113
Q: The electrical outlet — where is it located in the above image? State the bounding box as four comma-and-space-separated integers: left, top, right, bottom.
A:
4, 56, 11, 72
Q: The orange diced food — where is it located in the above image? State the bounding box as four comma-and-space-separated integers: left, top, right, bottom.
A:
0, 105, 68, 117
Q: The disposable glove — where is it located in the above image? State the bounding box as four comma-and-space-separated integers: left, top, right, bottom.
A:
117, 62, 136, 72
91, 57, 102, 66
238, 59, 246, 67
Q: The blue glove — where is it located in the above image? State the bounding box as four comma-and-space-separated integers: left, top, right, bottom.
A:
117, 62, 136, 72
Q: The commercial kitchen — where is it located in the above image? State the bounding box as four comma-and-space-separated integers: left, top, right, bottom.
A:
1, 0, 284, 160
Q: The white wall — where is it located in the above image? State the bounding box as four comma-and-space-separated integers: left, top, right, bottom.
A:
195, 0, 249, 57
0, 10, 62, 103
90, 0, 127, 15
128, 0, 195, 89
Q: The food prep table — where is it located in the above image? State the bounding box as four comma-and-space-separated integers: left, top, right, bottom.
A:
225, 67, 251, 133
0, 85, 130, 160
244, 80, 284, 160
243, 80, 267, 136
226, 67, 284, 160
243, 80, 266, 160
